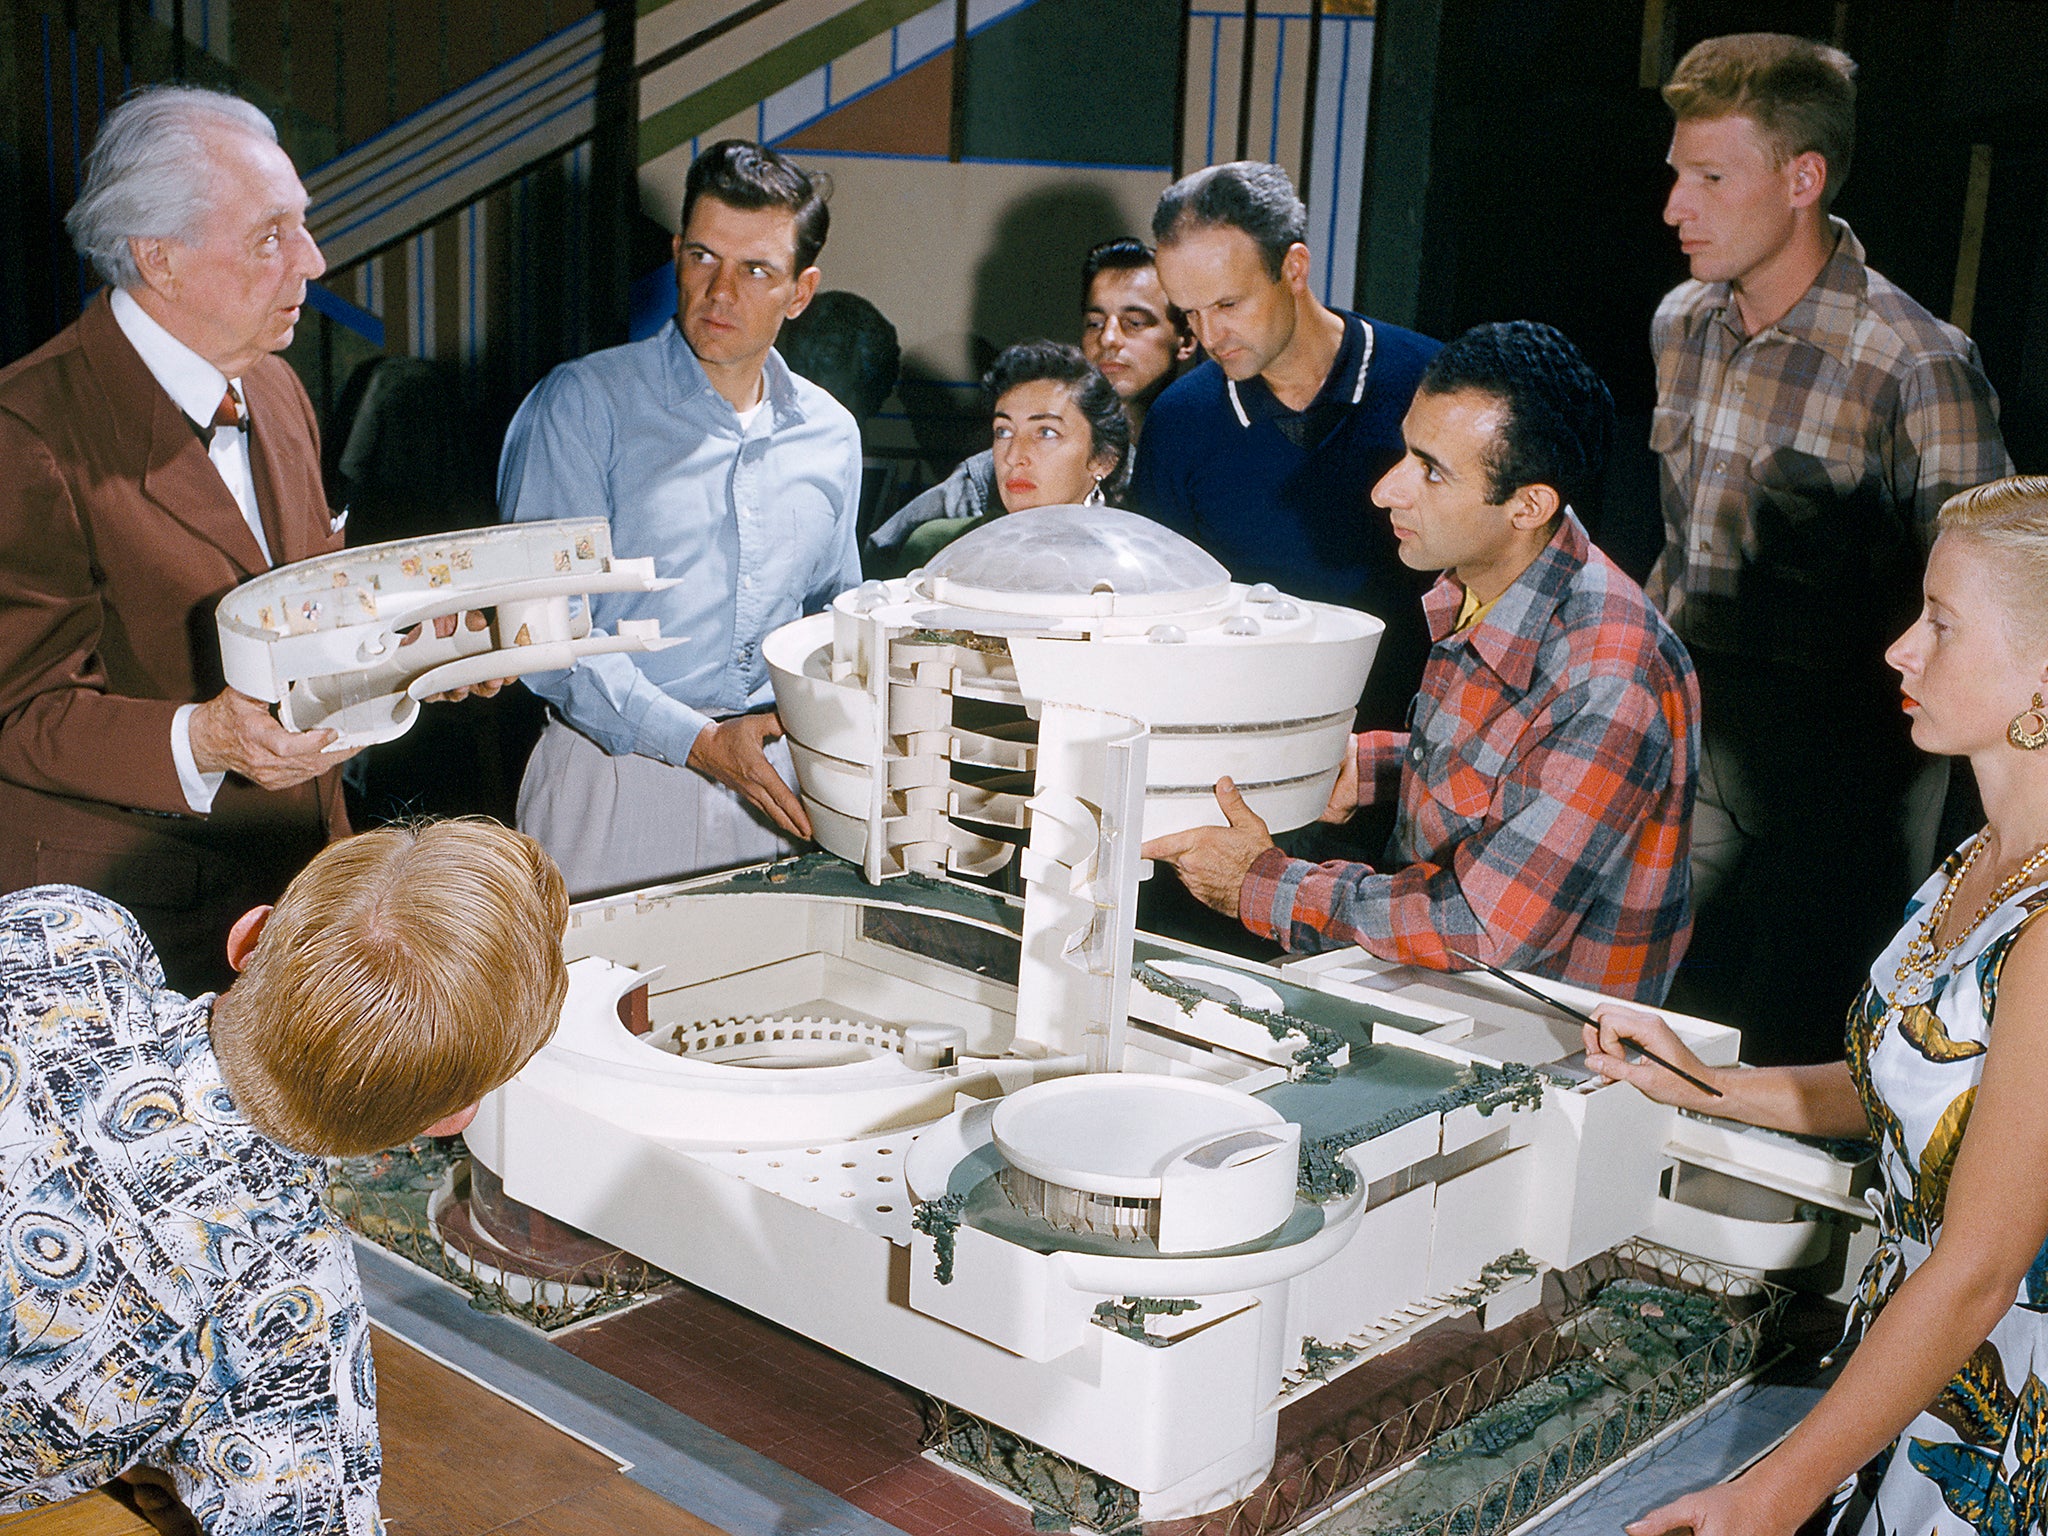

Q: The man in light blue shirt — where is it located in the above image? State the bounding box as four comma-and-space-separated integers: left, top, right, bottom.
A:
500, 141, 861, 895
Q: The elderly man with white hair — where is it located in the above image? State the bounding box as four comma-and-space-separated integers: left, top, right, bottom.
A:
0, 85, 363, 992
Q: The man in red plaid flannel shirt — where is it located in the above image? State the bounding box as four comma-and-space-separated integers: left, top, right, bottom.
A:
1145, 322, 1701, 1004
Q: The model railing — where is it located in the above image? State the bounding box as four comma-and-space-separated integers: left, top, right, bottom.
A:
1182, 1242, 1786, 1536
325, 1135, 667, 1332
920, 1240, 1787, 1536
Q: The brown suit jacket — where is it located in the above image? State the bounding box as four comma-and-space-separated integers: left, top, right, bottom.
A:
0, 292, 347, 990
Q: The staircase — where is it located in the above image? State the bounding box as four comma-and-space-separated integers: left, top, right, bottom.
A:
0, 0, 612, 363
636, 0, 1041, 168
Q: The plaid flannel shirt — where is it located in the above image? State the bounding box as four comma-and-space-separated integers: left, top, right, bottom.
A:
1647, 218, 2011, 662
1240, 513, 1700, 1003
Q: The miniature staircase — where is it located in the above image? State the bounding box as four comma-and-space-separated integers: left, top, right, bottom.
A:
305, 13, 610, 268
1280, 1255, 1549, 1398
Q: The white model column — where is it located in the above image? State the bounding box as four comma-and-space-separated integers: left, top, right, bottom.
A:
1014, 702, 1148, 1071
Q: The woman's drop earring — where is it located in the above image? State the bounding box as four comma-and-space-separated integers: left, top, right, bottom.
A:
2010, 693, 2048, 751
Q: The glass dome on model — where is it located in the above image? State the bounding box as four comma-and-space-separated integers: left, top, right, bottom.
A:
913, 504, 1235, 618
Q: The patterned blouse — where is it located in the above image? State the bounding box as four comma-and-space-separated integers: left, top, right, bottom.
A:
1845, 841, 2048, 1536
0, 887, 378, 1533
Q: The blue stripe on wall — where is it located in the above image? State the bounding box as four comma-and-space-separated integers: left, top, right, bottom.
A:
306, 280, 387, 348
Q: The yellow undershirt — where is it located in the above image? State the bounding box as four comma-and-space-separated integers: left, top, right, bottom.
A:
1454, 585, 1498, 633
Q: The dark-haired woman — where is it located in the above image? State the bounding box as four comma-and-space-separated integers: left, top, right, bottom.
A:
868, 341, 1128, 575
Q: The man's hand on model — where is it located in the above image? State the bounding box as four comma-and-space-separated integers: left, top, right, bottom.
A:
1319, 733, 1360, 823
688, 711, 813, 840
1141, 777, 1275, 920
189, 687, 360, 788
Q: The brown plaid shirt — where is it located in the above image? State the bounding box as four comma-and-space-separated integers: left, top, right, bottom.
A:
1648, 219, 2011, 664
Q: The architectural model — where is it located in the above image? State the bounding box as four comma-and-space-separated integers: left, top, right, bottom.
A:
216, 518, 680, 750
435, 509, 1868, 1523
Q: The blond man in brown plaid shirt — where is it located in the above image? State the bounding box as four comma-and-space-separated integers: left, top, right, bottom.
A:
1649, 34, 2012, 1065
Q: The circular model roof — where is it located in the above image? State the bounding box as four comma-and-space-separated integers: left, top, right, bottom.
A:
991, 1076, 1289, 1198
917, 505, 1232, 617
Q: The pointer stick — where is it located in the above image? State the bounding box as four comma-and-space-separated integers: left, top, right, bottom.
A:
1444, 947, 1724, 1099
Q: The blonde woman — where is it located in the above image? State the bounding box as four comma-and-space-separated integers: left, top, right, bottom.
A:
1588, 475, 2048, 1536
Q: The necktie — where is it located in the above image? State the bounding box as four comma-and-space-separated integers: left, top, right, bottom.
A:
195, 385, 248, 446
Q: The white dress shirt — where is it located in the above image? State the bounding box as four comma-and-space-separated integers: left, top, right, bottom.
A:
110, 286, 271, 814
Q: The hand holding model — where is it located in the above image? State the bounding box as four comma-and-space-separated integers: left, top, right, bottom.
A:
1142, 777, 1276, 919
1319, 734, 1360, 824
401, 609, 511, 702
689, 710, 812, 840
187, 686, 351, 788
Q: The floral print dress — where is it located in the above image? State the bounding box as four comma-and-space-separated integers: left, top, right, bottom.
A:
1846, 839, 2048, 1536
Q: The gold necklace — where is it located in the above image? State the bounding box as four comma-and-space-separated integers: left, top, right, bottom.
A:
1893, 829, 2048, 994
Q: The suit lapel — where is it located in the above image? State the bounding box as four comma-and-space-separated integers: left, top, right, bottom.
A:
80, 294, 271, 577
140, 391, 271, 574
247, 411, 293, 567
242, 362, 327, 566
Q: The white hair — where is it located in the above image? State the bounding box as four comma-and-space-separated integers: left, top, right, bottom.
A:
65, 86, 278, 289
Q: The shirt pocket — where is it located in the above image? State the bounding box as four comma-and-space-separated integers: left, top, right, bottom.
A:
777, 478, 843, 547
1649, 406, 1692, 483
1425, 758, 1495, 826
1747, 445, 1863, 525
1745, 446, 1916, 655
766, 478, 845, 591
1746, 445, 1898, 571
1412, 701, 1495, 826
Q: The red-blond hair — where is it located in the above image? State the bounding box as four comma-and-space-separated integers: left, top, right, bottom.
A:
212, 819, 568, 1156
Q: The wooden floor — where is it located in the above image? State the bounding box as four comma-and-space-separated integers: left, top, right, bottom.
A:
0, 1325, 730, 1536
558, 1279, 1030, 1535
0, 1494, 151, 1536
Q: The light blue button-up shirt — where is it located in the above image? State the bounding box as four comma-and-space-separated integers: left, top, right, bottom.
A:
498, 320, 862, 769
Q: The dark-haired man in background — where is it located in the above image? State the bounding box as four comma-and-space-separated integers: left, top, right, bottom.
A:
1080, 236, 1198, 442
500, 140, 861, 896
1648, 35, 2010, 1061
1133, 160, 1440, 733
1146, 323, 1700, 1005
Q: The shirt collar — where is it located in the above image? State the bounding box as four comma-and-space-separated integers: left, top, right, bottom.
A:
1706, 216, 1869, 364
1224, 310, 1373, 429
659, 317, 808, 431
761, 346, 805, 430
1422, 509, 1592, 691
109, 285, 239, 428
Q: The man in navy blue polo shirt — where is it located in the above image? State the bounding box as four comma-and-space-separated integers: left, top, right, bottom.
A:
1132, 161, 1439, 732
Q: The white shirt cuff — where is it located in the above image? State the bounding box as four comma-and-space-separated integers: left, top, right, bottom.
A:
172, 703, 226, 814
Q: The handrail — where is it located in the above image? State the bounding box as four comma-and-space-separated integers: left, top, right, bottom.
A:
306, 15, 609, 268
314, 0, 809, 282
634, 0, 799, 85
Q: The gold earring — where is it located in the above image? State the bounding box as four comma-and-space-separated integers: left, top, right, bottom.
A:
2011, 693, 2048, 751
